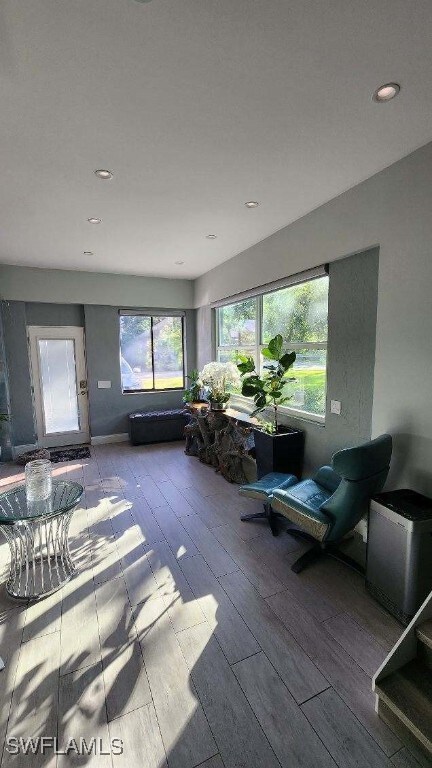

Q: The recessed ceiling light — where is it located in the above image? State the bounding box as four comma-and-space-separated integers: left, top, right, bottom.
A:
372, 83, 400, 102
94, 169, 113, 180
245, 201, 259, 208
83, 251, 93, 256
206, 234, 217, 239
175, 261, 184, 265
87, 217, 101, 224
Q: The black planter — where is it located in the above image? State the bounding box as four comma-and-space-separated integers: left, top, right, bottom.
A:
253, 427, 304, 480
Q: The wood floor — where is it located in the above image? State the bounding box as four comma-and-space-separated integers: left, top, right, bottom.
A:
0, 442, 426, 768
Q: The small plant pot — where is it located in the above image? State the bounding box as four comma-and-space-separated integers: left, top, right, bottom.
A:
210, 401, 227, 412
253, 427, 304, 480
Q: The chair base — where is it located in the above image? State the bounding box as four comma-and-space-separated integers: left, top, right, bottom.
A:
286, 527, 365, 575
241, 503, 280, 537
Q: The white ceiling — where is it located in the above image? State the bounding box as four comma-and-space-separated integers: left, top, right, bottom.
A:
1, 0, 432, 280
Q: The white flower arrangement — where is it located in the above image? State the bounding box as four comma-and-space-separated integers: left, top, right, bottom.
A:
200, 361, 241, 404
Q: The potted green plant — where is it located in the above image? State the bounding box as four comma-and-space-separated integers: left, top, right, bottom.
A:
200, 361, 241, 411
182, 370, 205, 405
237, 335, 304, 478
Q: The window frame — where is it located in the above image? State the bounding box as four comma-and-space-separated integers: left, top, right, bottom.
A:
216, 295, 262, 366
119, 313, 186, 394
215, 279, 328, 423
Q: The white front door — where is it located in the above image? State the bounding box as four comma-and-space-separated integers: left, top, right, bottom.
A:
28, 326, 90, 448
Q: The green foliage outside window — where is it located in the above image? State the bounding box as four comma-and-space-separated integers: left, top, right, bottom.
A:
218, 298, 256, 347
262, 278, 328, 343
120, 315, 184, 391
217, 277, 328, 417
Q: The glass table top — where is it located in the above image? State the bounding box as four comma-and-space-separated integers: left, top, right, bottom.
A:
0, 481, 83, 524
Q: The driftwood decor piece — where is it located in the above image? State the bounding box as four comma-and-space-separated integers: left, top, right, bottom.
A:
185, 404, 257, 484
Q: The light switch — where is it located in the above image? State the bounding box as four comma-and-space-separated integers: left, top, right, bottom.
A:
97, 380, 112, 389
330, 400, 341, 415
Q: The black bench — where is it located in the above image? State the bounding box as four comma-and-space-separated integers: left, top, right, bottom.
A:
129, 409, 188, 445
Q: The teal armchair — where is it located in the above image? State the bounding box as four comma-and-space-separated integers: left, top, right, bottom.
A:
239, 434, 392, 573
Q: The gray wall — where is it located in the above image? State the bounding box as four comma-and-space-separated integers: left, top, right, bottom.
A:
226, 249, 379, 475
195, 141, 432, 494
1, 302, 86, 447
1, 301, 196, 446
325, 248, 379, 455
0, 309, 12, 459
0, 271, 195, 446
0, 302, 35, 446
84, 306, 196, 436
26, 302, 84, 327
196, 305, 214, 371
0, 265, 193, 309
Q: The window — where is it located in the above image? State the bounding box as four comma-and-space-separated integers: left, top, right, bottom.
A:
217, 298, 257, 366
216, 275, 329, 418
120, 314, 185, 392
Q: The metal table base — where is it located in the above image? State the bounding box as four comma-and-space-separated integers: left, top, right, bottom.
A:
0, 509, 76, 600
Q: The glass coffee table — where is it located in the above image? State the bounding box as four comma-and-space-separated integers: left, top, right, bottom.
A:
0, 480, 83, 600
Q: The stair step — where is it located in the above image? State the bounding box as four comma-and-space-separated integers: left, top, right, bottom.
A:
376, 659, 432, 756
417, 619, 432, 650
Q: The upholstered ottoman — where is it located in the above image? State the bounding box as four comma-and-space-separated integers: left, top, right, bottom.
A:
129, 409, 188, 445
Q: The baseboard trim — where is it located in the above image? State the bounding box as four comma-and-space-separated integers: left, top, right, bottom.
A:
13, 435, 131, 452
355, 516, 368, 543
90, 433, 129, 446
12, 443, 38, 459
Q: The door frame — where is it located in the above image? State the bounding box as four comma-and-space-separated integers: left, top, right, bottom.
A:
27, 325, 90, 448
